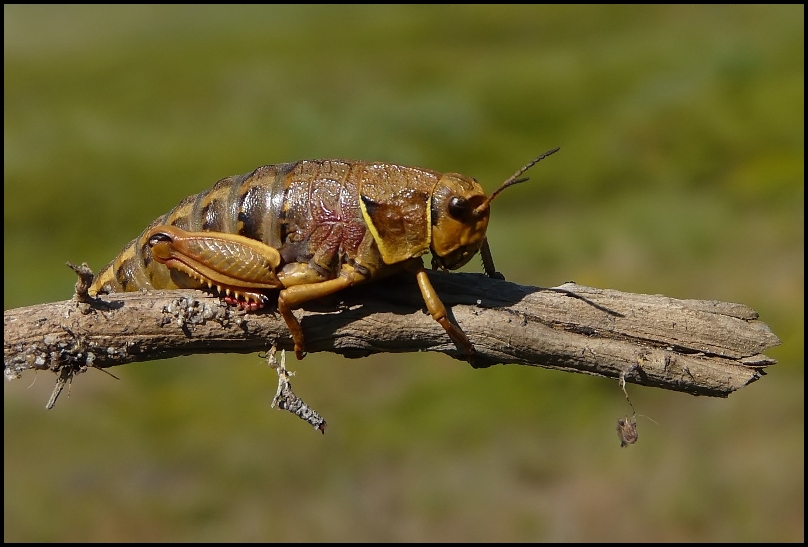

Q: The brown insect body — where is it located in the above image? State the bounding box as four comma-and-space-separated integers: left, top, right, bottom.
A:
90, 151, 559, 360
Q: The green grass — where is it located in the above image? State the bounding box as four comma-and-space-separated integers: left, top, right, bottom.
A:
4, 5, 803, 542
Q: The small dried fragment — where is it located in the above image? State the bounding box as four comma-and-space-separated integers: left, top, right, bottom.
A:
617, 416, 639, 447
267, 347, 327, 433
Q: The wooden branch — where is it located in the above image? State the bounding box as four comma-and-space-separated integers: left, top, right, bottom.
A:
4, 270, 780, 402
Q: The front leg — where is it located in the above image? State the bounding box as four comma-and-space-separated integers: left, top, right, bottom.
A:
480, 238, 505, 280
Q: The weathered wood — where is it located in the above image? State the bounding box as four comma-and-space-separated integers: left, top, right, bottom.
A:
4, 271, 779, 400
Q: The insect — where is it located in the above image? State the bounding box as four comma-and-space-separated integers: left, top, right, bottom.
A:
89, 148, 559, 361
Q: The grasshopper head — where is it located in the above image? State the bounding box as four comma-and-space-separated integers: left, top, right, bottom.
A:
430, 148, 559, 271
430, 174, 490, 270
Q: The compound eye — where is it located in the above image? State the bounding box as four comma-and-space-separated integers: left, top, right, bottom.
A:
448, 196, 470, 220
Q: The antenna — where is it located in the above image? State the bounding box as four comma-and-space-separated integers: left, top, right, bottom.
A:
474, 147, 560, 216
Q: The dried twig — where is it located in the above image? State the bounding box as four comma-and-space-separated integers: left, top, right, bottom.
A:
4, 268, 780, 409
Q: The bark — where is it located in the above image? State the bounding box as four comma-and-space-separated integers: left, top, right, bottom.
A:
4, 269, 780, 402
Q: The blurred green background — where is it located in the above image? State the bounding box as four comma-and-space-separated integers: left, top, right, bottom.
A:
4, 5, 803, 542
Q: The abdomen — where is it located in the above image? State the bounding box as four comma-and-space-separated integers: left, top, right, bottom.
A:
89, 160, 424, 295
